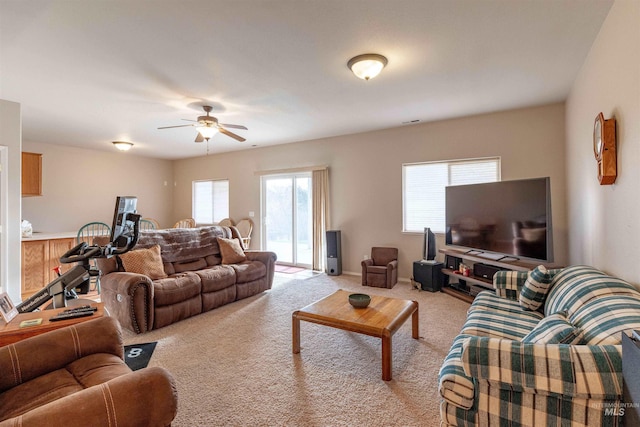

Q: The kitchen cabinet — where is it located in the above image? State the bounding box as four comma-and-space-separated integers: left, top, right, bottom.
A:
22, 152, 42, 196
21, 236, 76, 300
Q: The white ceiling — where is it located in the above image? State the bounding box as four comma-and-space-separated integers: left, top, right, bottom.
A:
0, 0, 612, 160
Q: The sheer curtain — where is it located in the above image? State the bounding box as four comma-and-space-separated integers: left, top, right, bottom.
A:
312, 168, 330, 271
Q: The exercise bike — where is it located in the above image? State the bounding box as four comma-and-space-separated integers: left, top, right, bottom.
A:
16, 211, 141, 313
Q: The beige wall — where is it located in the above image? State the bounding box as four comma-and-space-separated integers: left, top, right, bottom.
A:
21, 142, 175, 232
174, 103, 568, 279
566, 0, 640, 285
0, 100, 22, 302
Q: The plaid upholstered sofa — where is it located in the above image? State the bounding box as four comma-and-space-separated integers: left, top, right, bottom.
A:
439, 265, 640, 426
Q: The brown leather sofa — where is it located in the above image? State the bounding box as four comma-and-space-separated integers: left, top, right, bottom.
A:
98, 226, 277, 334
0, 317, 177, 426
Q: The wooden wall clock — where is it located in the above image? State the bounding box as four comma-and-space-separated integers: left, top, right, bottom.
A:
593, 112, 617, 185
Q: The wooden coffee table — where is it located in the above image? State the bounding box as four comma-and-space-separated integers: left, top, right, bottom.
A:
292, 289, 419, 380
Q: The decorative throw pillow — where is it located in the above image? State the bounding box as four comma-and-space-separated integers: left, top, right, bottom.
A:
118, 244, 167, 280
519, 265, 554, 311
217, 237, 247, 264
521, 312, 582, 344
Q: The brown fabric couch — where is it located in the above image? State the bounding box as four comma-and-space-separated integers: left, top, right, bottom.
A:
0, 316, 177, 427
98, 226, 277, 334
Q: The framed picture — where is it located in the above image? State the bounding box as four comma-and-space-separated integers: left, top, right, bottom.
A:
0, 292, 18, 324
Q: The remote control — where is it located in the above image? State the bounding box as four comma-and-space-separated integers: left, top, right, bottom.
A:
62, 305, 92, 313
63, 307, 97, 314
49, 311, 95, 321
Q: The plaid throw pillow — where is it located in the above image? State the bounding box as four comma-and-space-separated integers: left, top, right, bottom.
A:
519, 265, 554, 311
521, 312, 582, 344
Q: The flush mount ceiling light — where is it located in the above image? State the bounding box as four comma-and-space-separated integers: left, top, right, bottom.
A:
347, 53, 388, 80
112, 141, 133, 151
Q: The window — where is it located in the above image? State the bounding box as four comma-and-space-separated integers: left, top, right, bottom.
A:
402, 157, 500, 233
192, 180, 229, 225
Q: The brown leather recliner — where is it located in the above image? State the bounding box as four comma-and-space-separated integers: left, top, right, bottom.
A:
361, 247, 398, 288
0, 316, 177, 427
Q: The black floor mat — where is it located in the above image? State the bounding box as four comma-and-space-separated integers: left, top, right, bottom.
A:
123, 342, 157, 371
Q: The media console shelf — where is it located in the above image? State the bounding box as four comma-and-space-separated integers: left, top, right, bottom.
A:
439, 248, 560, 303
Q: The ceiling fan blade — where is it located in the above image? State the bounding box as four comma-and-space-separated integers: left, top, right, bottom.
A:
181, 119, 198, 122
219, 123, 248, 130
158, 124, 195, 129
219, 128, 246, 142
195, 132, 205, 143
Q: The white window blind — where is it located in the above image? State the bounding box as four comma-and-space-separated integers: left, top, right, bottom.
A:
192, 180, 229, 225
403, 158, 500, 233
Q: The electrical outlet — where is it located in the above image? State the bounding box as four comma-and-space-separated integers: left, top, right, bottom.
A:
363, 254, 368, 260
249, 211, 255, 218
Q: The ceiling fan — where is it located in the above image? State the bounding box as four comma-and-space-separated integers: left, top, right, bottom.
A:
158, 105, 247, 142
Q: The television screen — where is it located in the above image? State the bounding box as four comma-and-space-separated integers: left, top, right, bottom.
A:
423, 227, 436, 261
445, 177, 553, 262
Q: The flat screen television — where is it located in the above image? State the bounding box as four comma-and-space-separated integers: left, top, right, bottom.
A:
445, 177, 553, 262
110, 196, 138, 248
422, 227, 436, 261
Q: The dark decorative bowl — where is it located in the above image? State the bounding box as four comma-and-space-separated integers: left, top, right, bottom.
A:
349, 293, 371, 308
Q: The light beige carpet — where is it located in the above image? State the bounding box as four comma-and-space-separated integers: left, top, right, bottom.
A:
123, 273, 469, 426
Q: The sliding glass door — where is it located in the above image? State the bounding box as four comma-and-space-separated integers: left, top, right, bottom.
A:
262, 173, 312, 267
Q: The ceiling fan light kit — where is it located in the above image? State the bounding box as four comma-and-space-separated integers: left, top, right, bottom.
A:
196, 125, 218, 140
158, 105, 247, 143
348, 53, 388, 80
112, 141, 133, 151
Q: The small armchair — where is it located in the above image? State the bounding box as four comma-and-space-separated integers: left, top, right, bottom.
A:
361, 247, 398, 288
0, 316, 177, 427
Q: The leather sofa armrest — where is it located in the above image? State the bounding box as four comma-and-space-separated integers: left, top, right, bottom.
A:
0, 367, 178, 427
100, 272, 155, 334
245, 251, 277, 288
0, 317, 122, 393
